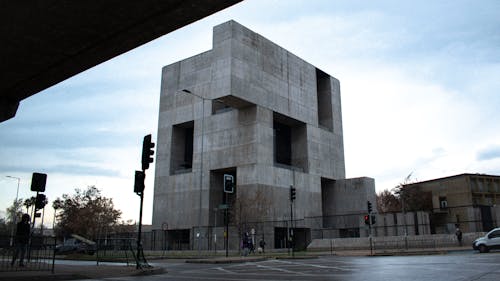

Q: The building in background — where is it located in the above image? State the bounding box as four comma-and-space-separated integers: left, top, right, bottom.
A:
152, 21, 376, 250
403, 173, 500, 234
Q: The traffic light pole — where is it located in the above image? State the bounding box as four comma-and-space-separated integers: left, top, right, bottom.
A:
136, 134, 154, 269
224, 192, 229, 257
290, 199, 294, 257
368, 217, 373, 256
136, 189, 144, 269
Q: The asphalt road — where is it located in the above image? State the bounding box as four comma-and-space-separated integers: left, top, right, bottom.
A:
82, 251, 500, 281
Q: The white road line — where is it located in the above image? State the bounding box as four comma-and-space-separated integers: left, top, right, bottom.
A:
271, 259, 353, 271
214, 266, 237, 274
255, 263, 310, 276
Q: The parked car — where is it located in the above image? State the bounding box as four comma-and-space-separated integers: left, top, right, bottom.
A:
472, 227, 500, 253
55, 238, 96, 255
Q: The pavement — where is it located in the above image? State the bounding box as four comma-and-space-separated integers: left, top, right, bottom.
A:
0, 263, 165, 281
0, 246, 473, 281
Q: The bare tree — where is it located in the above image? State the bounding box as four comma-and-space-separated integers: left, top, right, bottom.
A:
393, 173, 432, 212
229, 188, 271, 242
376, 190, 402, 213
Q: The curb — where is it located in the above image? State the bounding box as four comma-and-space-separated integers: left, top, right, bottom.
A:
275, 256, 319, 260
186, 257, 267, 264
132, 266, 166, 276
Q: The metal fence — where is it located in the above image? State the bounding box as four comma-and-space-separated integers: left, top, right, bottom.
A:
110, 214, 496, 253
95, 237, 138, 265
0, 235, 55, 272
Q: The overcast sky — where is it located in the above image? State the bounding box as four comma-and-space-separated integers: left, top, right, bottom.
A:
1, 0, 499, 225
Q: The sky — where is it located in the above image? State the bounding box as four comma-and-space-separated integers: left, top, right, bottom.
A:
1, 0, 499, 226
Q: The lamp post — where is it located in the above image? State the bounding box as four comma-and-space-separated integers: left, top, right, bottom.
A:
213, 207, 218, 254
6, 175, 21, 246
181, 89, 207, 254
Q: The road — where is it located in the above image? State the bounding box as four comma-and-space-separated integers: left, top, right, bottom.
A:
83, 252, 500, 281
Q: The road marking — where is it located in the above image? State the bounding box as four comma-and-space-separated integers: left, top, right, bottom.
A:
272, 259, 353, 271
214, 266, 237, 274
255, 263, 309, 276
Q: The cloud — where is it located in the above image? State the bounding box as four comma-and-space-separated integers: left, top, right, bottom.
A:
477, 145, 500, 161
1, 0, 500, 223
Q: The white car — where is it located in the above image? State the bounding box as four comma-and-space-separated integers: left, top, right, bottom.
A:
472, 227, 500, 253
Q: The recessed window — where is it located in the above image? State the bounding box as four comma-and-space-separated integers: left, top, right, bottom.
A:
170, 121, 194, 174
273, 112, 307, 172
439, 196, 448, 209
316, 68, 333, 132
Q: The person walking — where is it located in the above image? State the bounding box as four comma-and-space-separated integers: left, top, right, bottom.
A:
11, 214, 31, 267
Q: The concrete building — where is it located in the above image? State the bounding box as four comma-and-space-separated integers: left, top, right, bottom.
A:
403, 173, 500, 234
152, 20, 376, 250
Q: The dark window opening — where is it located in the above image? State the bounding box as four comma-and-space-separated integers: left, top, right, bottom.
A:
209, 168, 236, 227
316, 68, 333, 132
274, 121, 292, 166
439, 196, 448, 209
273, 112, 308, 172
339, 228, 360, 238
170, 121, 194, 174
165, 229, 190, 250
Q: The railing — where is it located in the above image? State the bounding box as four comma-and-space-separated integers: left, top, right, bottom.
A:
0, 235, 55, 272
95, 238, 136, 265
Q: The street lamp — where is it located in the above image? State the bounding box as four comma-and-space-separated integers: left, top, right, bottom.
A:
181, 89, 207, 254
6, 175, 21, 246
213, 207, 218, 254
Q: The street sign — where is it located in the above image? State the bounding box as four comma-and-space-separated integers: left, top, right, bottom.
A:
218, 204, 229, 209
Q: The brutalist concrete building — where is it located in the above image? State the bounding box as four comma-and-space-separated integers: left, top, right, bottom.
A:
153, 20, 376, 250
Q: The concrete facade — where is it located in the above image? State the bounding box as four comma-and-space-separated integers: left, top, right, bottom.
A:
403, 174, 500, 234
152, 21, 375, 250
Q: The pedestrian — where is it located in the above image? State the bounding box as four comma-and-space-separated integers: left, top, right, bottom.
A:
259, 239, 266, 254
455, 224, 463, 246
11, 214, 31, 267
242, 232, 249, 256
249, 238, 255, 254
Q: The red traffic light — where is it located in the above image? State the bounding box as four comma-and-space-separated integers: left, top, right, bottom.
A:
364, 215, 370, 225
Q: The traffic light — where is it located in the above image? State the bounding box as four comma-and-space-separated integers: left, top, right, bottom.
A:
367, 201, 373, 213
134, 170, 145, 193
35, 193, 47, 210
364, 215, 370, 225
371, 214, 377, 225
290, 186, 296, 202
141, 134, 155, 171
223, 174, 234, 193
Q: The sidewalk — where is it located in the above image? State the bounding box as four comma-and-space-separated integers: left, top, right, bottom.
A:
0, 263, 164, 281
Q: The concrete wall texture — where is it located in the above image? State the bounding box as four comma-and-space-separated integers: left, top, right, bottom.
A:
152, 20, 375, 249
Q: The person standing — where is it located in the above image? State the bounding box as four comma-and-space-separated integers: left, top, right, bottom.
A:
455, 224, 463, 246
259, 239, 266, 254
11, 214, 30, 267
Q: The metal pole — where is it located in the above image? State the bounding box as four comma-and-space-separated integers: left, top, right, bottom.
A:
402, 191, 408, 250
198, 98, 204, 254
6, 176, 20, 246
214, 208, 217, 254
369, 217, 373, 255
225, 192, 229, 257
182, 89, 205, 255
290, 199, 294, 257
136, 191, 144, 269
